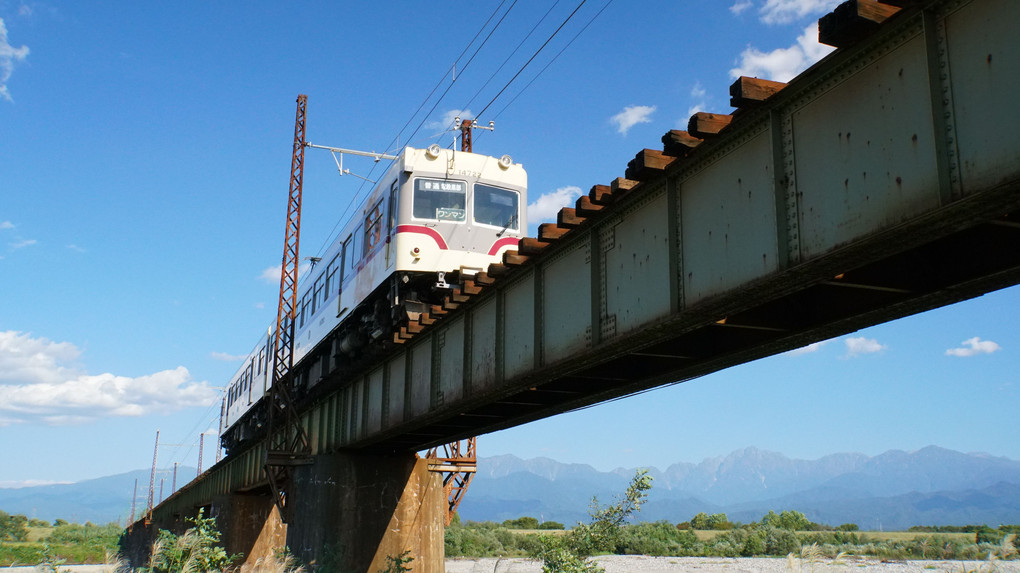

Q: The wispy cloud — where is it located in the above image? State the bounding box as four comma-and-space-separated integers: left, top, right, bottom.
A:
786, 340, 829, 356
427, 108, 473, 135
730, 22, 834, 82
527, 186, 582, 224
258, 261, 311, 285
0, 478, 73, 488
946, 337, 1001, 357
0, 221, 13, 230
0, 330, 219, 426
844, 336, 886, 358
610, 105, 656, 136
8, 237, 36, 249
0, 17, 30, 102
66, 244, 86, 253
687, 82, 709, 118
759, 0, 841, 24
210, 351, 247, 362
730, 0, 754, 15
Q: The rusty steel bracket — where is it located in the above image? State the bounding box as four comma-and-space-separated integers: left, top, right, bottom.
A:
426, 436, 477, 526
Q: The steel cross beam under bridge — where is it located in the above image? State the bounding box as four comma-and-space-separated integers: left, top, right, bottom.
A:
135, 0, 1020, 569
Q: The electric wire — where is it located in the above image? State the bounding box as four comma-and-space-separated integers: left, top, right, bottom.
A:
311, 0, 519, 260
461, 0, 564, 113
397, 0, 521, 149
492, 0, 615, 121
474, 0, 589, 121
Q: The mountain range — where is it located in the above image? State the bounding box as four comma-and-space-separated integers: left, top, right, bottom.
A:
2, 446, 1018, 530
461, 446, 1020, 529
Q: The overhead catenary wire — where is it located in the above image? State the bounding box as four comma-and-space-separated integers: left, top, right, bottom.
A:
460, 0, 565, 113
474, 0, 589, 121
492, 0, 616, 122
310, 1, 519, 261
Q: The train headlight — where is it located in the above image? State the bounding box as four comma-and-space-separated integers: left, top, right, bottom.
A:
411, 247, 421, 258
426, 144, 441, 159
498, 154, 513, 169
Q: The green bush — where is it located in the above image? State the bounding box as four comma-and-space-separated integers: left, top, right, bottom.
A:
142, 510, 237, 572
503, 516, 540, 530
615, 521, 698, 556
46, 522, 122, 547
0, 511, 29, 542
976, 526, 1006, 544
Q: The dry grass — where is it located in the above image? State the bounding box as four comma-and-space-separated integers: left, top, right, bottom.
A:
27, 526, 56, 542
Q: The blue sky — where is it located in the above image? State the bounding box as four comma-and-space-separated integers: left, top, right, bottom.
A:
1, 0, 1016, 490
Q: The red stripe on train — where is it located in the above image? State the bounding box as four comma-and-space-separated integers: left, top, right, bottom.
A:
487, 237, 519, 256
395, 225, 449, 250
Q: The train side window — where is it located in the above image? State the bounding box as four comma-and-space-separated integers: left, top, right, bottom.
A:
347, 230, 361, 274
474, 184, 519, 229
297, 291, 306, 328
340, 237, 352, 283
364, 200, 383, 253
388, 180, 399, 233
311, 275, 321, 315
413, 178, 466, 221
325, 252, 340, 301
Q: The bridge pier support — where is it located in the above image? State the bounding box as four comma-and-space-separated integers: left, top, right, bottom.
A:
288, 451, 446, 572
213, 491, 286, 567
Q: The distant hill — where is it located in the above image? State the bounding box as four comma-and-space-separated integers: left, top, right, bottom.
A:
460, 446, 1020, 530
3, 447, 1018, 529
0, 467, 195, 525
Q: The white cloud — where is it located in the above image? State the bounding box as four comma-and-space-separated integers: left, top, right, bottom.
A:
66, 244, 86, 253
428, 108, 473, 134
687, 81, 708, 118
0, 17, 30, 102
18, 5, 33, 17
759, 0, 840, 24
527, 186, 583, 224
0, 479, 73, 488
9, 237, 36, 249
0, 330, 219, 426
0, 221, 13, 230
730, 22, 834, 83
946, 337, 1001, 357
844, 336, 886, 358
786, 340, 828, 356
259, 261, 312, 285
210, 351, 247, 362
610, 105, 656, 136
730, 0, 754, 15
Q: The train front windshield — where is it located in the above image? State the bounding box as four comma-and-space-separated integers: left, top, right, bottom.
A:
413, 179, 467, 222
473, 184, 519, 230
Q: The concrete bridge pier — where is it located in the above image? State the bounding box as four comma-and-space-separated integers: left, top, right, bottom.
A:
287, 452, 446, 572
213, 491, 286, 567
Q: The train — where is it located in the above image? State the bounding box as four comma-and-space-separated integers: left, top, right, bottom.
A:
218, 144, 527, 453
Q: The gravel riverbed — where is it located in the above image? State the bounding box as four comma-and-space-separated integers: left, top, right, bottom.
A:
447, 555, 1020, 573
2, 556, 1017, 572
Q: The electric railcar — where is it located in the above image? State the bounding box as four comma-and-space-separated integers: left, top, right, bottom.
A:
218, 144, 527, 452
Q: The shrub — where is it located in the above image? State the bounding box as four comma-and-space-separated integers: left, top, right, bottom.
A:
503, 516, 540, 530
143, 510, 237, 572
615, 521, 698, 556
532, 470, 652, 572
